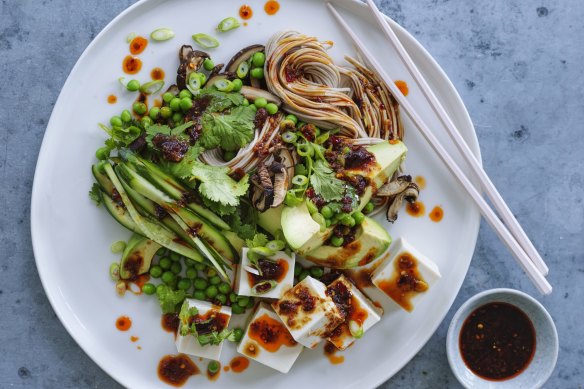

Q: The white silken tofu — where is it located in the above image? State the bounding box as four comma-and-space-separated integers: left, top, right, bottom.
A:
237, 302, 304, 373
326, 275, 383, 350
234, 248, 295, 299
272, 276, 343, 349
175, 299, 232, 360
371, 237, 441, 312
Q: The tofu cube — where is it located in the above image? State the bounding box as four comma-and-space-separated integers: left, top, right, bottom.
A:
175, 299, 232, 360
234, 248, 295, 299
325, 275, 383, 350
371, 238, 441, 312
237, 302, 304, 373
271, 276, 343, 349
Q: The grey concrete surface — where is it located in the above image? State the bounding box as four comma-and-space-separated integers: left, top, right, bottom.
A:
1, 0, 582, 388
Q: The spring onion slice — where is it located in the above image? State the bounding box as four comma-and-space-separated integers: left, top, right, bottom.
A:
110, 240, 126, 253
217, 17, 241, 32
251, 280, 278, 295
192, 33, 220, 49
282, 131, 298, 144
250, 246, 276, 257
214, 79, 234, 92
187, 72, 202, 94
292, 175, 308, 186
349, 320, 364, 339
126, 32, 136, 43
236, 61, 249, 78
150, 28, 175, 41
139, 80, 165, 95
266, 240, 285, 251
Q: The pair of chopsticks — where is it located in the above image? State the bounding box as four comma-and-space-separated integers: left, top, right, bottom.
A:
327, 1, 552, 295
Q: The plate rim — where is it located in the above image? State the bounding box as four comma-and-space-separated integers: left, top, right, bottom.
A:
30, 0, 482, 387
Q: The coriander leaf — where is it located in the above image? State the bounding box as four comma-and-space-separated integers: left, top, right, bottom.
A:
89, 183, 102, 206
199, 89, 245, 112
245, 233, 269, 249
202, 196, 237, 216
191, 162, 249, 206
197, 329, 234, 346
161, 145, 202, 179
229, 212, 256, 240
310, 160, 345, 202
170, 121, 194, 136
199, 106, 255, 151
156, 285, 186, 314
178, 301, 199, 336
145, 124, 171, 148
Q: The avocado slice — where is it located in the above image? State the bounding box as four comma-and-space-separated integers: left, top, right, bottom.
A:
281, 200, 333, 255
304, 217, 391, 269
257, 206, 283, 237
119, 233, 162, 279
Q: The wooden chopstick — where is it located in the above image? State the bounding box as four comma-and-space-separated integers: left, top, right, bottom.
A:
326, 2, 552, 295
363, 0, 549, 277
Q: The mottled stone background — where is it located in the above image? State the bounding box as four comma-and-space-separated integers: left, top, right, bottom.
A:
0, 0, 582, 388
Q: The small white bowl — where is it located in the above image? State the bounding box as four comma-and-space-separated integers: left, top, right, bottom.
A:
446, 288, 558, 389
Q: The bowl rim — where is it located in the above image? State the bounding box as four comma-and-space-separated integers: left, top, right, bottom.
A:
446, 288, 559, 388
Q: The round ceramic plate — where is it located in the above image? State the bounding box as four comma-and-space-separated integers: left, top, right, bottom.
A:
31, 0, 481, 387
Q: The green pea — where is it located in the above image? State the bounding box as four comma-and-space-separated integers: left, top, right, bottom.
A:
203, 58, 215, 71
179, 89, 192, 99
95, 147, 110, 160
193, 290, 206, 300
172, 112, 183, 123
156, 284, 166, 294
170, 262, 182, 275
321, 205, 333, 219
215, 294, 227, 305
223, 150, 236, 161
127, 79, 140, 92
161, 271, 176, 284
237, 296, 250, 307
156, 247, 167, 256
121, 110, 132, 123
132, 102, 147, 115
150, 265, 163, 278
248, 104, 257, 112
252, 52, 265, 67
180, 97, 193, 111
209, 276, 221, 286
162, 92, 174, 103
229, 292, 238, 303
231, 78, 243, 92
195, 263, 206, 271
254, 97, 267, 108
232, 328, 244, 342
110, 116, 123, 127
206, 285, 218, 298
231, 303, 244, 314
193, 278, 208, 290
207, 268, 217, 277
178, 278, 192, 290
325, 219, 332, 227
208, 360, 220, 375
294, 264, 302, 277
250, 67, 264, 79
310, 267, 324, 278
186, 268, 198, 279
265, 103, 278, 115
246, 298, 255, 308
169, 97, 181, 112
363, 202, 375, 214
298, 270, 310, 281
242, 98, 250, 106
353, 211, 365, 225
142, 283, 156, 295
341, 214, 356, 227
141, 116, 153, 127
285, 114, 298, 125
159, 257, 172, 270
218, 282, 231, 295
331, 236, 344, 247
160, 106, 172, 119
149, 107, 160, 120
169, 252, 180, 261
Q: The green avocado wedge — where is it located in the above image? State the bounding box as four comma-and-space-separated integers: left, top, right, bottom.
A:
119, 233, 162, 279
304, 216, 391, 269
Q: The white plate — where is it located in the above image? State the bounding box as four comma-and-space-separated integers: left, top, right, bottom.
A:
31, 0, 481, 388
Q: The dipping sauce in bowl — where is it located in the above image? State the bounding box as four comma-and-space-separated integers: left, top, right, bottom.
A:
459, 302, 536, 381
